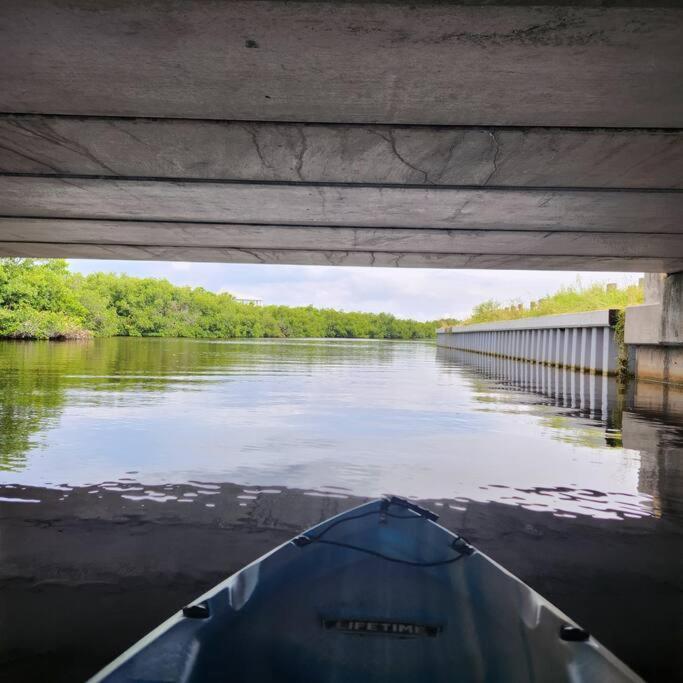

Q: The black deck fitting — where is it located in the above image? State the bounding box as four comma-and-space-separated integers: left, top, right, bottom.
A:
451, 537, 475, 556
292, 535, 313, 547
559, 624, 590, 642
182, 603, 210, 619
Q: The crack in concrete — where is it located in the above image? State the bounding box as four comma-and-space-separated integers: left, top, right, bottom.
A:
236, 248, 266, 263
352, 227, 360, 249
421, 14, 605, 48
390, 253, 406, 268
450, 198, 472, 223
294, 127, 308, 182
238, 123, 274, 175
370, 128, 430, 184
483, 131, 501, 186
9, 118, 120, 176
314, 185, 328, 220
436, 133, 463, 184
109, 121, 149, 147
0, 141, 63, 174
324, 250, 350, 266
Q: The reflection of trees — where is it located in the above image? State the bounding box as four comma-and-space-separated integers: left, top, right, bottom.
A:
0, 338, 398, 471
538, 415, 612, 449
0, 352, 65, 471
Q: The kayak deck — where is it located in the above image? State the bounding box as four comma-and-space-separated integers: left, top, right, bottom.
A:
90, 497, 641, 682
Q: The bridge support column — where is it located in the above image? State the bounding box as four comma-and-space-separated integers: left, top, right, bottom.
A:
625, 273, 683, 385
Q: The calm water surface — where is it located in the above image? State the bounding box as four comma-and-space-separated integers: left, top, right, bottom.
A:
0, 338, 681, 681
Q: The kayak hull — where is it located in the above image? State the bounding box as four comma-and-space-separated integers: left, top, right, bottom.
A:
89, 498, 641, 683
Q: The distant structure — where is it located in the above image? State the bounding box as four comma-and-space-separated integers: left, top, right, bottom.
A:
235, 297, 263, 306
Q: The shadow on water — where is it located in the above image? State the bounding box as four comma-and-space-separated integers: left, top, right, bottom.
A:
0, 339, 681, 681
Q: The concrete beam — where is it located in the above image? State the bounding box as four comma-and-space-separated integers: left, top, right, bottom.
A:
1, 1, 681, 127
0, 219, 679, 259
1, 3, 681, 272
1, 177, 680, 233
0, 241, 681, 272
1, 116, 681, 189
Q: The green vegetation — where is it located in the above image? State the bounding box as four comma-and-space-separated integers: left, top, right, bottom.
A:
0, 259, 644, 345
461, 281, 643, 326
0, 259, 437, 341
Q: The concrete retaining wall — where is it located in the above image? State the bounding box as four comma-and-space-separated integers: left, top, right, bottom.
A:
625, 272, 683, 385
436, 310, 618, 374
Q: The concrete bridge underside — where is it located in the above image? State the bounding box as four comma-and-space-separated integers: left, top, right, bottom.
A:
0, 0, 682, 271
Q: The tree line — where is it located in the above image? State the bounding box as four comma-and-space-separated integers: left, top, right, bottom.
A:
0, 259, 442, 341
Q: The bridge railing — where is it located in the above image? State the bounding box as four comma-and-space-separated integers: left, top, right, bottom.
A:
436, 310, 619, 375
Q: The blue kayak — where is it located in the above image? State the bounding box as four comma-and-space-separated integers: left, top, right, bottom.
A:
89, 497, 641, 682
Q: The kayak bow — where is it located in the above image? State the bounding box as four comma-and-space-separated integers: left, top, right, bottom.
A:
89, 497, 641, 682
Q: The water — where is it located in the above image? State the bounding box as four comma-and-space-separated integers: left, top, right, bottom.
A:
0, 338, 681, 681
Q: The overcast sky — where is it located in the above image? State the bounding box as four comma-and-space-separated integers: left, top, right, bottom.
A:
68, 260, 641, 322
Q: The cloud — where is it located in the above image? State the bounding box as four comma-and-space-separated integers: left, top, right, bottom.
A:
169, 262, 193, 272
68, 259, 642, 322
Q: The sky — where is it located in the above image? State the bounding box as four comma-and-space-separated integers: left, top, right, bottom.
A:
68, 260, 642, 322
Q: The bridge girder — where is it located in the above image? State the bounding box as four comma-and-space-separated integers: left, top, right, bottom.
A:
1, 1, 681, 271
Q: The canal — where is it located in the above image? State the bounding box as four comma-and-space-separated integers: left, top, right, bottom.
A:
0, 338, 681, 681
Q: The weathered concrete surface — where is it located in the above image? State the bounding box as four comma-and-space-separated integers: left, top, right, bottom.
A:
627, 273, 683, 346
0, 241, 681, 273
644, 273, 667, 304
625, 305, 663, 345
2, 116, 682, 189
626, 272, 683, 384
0, 2, 681, 270
633, 347, 683, 385
0, 219, 678, 258
1, 2, 681, 127
662, 272, 683, 344
3, 177, 679, 232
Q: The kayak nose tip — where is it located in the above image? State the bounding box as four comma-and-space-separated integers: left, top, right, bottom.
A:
381, 496, 440, 521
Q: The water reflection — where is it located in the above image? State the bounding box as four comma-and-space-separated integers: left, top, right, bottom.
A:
624, 379, 683, 520
437, 348, 683, 521
0, 339, 682, 681
436, 347, 623, 429
0, 338, 673, 521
